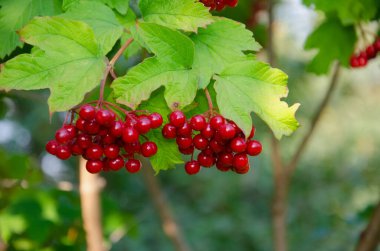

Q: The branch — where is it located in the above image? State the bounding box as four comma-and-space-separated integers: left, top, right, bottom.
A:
139, 157, 191, 251
286, 62, 341, 177
355, 201, 380, 251
79, 157, 106, 251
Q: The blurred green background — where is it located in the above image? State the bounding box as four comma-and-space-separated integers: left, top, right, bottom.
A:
0, 0, 379, 250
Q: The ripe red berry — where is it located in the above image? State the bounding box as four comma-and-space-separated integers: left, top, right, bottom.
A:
218, 152, 234, 166
201, 123, 214, 139
179, 145, 195, 155
56, 145, 71, 160
96, 109, 115, 126
162, 124, 177, 139
122, 127, 139, 143
86, 160, 103, 174
193, 134, 208, 150
233, 153, 248, 169
101, 133, 116, 145
190, 115, 207, 131
235, 163, 250, 174
218, 123, 236, 140
366, 45, 377, 59
197, 151, 215, 167
176, 137, 193, 149
350, 56, 360, 68
185, 161, 201, 175
209, 139, 224, 153
210, 115, 225, 130
126, 159, 142, 173
110, 121, 123, 137
230, 137, 247, 153
84, 120, 100, 135
64, 124, 77, 139
79, 105, 96, 121
124, 141, 140, 154
71, 144, 84, 156
169, 111, 186, 127
148, 113, 163, 128
46, 140, 59, 155
77, 133, 91, 149
55, 128, 72, 144
106, 156, 124, 171
374, 38, 380, 51
225, 0, 238, 7
177, 122, 192, 137
85, 144, 103, 160
246, 140, 262, 156
136, 116, 151, 134
216, 161, 230, 172
141, 141, 158, 157
75, 118, 86, 131
358, 56, 368, 67
104, 144, 120, 159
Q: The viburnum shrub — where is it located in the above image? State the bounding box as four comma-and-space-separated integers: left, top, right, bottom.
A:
350, 37, 380, 68
0, 0, 300, 175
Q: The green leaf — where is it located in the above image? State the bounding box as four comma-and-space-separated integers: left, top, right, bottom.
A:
0, 0, 62, 58
0, 17, 106, 113
63, 0, 129, 14
139, 0, 213, 32
305, 18, 356, 74
190, 18, 261, 88
60, 1, 124, 54
214, 58, 299, 139
138, 89, 183, 173
112, 23, 197, 110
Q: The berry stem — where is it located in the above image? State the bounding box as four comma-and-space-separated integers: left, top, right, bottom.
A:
204, 88, 213, 113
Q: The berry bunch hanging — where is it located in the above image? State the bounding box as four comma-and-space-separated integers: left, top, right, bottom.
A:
200, 0, 238, 11
350, 37, 380, 68
46, 102, 163, 174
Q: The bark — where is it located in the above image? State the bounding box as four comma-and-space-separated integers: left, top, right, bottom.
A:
355, 201, 380, 251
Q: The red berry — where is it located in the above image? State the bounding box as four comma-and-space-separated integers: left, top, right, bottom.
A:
201, 123, 214, 139
190, 115, 207, 131
185, 161, 201, 175
55, 128, 72, 144
176, 137, 193, 149
124, 141, 140, 154
235, 163, 250, 174
350, 55, 360, 68
218, 123, 236, 139
84, 120, 100, 135
193, 134, 208, 150
102, 133, 116, 145
86, 160, 103, 174
230, 137, 247, 153
75, 118, 86, 131
162, 124, 177, 139
179, 145, 195, 155
209, 139, 224, 153
110, 121, 123, 137
225, 0, 238, 7
148, 113, 163, 128
56, 145, 71, 160
218, 152, 234, 166
126, 159, 142, 173
79, 105, 96, 121
104, 144, 120, 159
374, 38, 380, 51
64, 124, 77, 139
96, 109, 115, 126
169, 111, 186, 127
141, 142, 158, 157
246, 140, 262, 156
210, 115, 225, 130
71, 144, 84, 156
85, 144, 103, 160
216, 161, 230, 172
197, 151, 215, 167
77, 134, 91, 149
233, 153, 248, 169
366, 45, 377, 59
177, 122, 192, 137
106, 156, 124, 171
122, 127, 139, 143
46, 140, 59, 155
358, 56, 368, 67
136, 116, 152, 134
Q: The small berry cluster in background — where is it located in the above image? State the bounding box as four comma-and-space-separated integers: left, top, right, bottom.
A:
200, 0, 238, 11
45, 103, 163, 174
162, 111, 262, 175
350, 38, 380, 68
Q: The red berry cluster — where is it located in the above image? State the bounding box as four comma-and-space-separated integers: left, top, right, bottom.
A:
45, 104, 163, 174
200, 0, 238, 11
162, 111, 262, 175
350, 38, 380, 68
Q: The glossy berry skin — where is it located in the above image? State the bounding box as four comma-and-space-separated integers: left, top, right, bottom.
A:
218, 123, 236, 140
235, 163, 250, 174
197, 152, 215, 167
190, 115, 207, 131
209, 139, 224, 153
225, 0, 238, 7
233, 153, 248, 169
71, 144, 84, 156
124, 141, 141, 154
84, 121, 100, 135
246, 140, 262, 156
85, 144, 103, 160
77, 134, 91, 149
193, 134, 208, 150
176, 137, 193, 149
141, 141, 158, 157
79, 105, 96, 121
136, 116, 151, 134
126, 159, 142, 173
366, 45, 377, 59
75, 118, 86, 131
148, 113, 163, 129
56, 145, 71, 160
86, 160, 103, 174
110, 121, 123, 137
104, 144, 120, 159
162, 124, 177, 139
96, 109, 115, 126
216, 161, 230, 172
179, 145, 195, 155
350, 56, 360, 68
169, 111, 186, 127
107, 156, 124, 171
201, 124, 214, 139
177, 122, 192, 137
210, 115, 225, 130
46, 140, 59, 155
64, 125, 77, 139
218, 152, 233, 166
122, 127, 139, 143
230, 137, 247, 153
55, 128, 72, 144
185, 161, 201, 175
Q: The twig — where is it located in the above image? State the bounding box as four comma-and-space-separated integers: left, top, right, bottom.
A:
139, 157, 191, 251
79, 157, 106, 251
204, 88, 213, 112
355, 200, 380, 251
